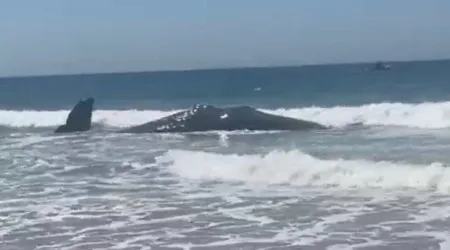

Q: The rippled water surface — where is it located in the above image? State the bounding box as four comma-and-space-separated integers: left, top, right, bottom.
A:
1, 128, 450, 250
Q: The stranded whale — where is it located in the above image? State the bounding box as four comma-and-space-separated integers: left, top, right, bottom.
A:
54, 98, 328, 134
54, 97, 95, 133
119, 104, 328, 133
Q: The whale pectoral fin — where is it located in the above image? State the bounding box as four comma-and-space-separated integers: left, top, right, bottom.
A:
54, 125, 68, 133
54, 97, 95, 134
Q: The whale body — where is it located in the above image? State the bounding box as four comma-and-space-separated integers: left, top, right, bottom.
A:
54, 98, 328, 134
119, 104, 327, 133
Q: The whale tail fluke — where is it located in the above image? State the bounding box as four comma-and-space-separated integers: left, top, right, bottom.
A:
54, 97, 95, 133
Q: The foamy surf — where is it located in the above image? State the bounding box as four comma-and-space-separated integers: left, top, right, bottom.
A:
2, 101, 450, 129
0, 109, 180, 128
262, 101, 450, 128
157, 149, 450, 193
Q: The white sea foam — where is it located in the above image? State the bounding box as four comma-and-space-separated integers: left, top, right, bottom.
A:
156, 149, 450, 193
1, 132, 450, 249
262, 101, 450, 128
0, 109, 179, 128
2, 101, 450, 129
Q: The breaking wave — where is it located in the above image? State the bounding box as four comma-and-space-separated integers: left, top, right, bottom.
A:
1, 101, 450, 129
157, 149, 450, 192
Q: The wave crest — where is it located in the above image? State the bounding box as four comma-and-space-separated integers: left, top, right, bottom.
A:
156, 149, 450, 192
263, 101, 450, 129
1, 101, 450, 129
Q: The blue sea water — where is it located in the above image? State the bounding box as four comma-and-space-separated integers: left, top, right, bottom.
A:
2, 60, 450, 249
1, 60, 450, 110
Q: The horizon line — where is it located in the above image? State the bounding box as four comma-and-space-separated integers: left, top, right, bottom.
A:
2, 57, 450, 80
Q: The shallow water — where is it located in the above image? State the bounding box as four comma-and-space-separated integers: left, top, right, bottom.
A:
2, 61, 450, 249
1, 128, 450, 250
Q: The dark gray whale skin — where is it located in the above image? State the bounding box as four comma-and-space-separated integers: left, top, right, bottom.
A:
54, 97, 94, 133
119, 104, 327, 133
53, 99, 327, 134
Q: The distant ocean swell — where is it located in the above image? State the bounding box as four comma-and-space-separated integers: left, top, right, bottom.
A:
1, 101, 450, 129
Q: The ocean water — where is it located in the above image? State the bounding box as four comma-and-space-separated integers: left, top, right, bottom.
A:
1, 60, 450, 249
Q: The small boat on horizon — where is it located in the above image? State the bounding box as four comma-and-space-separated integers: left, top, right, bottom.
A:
373, 61, 391, 70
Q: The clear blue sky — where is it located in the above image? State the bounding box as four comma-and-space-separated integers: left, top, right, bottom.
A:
1, 0, 450, 76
